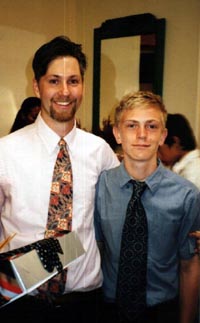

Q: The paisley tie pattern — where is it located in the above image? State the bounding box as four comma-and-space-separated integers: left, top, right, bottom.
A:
0, 140, 72, 255
38, 138, 73, 301
45, 138, 73, 238
0, 140, 73, 304
116, 180, 148, 323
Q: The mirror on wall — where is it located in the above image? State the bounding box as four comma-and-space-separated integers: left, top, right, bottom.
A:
92, 13, 166, 136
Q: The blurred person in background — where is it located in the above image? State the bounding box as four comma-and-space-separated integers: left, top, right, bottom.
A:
158, 113, 200, 190
10, 96, 41, 133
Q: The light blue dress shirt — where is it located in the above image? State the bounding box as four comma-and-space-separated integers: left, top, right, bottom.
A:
94, 161, 200, 306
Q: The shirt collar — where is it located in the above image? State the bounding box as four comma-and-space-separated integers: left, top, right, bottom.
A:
118, 159, 165, 194
146, 161, 166, 193
35, 113, 77, 155
118, 162, 133, 188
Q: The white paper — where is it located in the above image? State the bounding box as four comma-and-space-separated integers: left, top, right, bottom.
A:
2, 231, 85, 306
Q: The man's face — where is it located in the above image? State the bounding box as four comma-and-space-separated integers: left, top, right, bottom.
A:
113, 106, 167, 164
33, 56, 83, 124
158, 142, 181, 167
27, 106, 41, 124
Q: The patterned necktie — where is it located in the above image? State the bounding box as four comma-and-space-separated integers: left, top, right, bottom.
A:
116, 180, 148, 323
45, 138, 73, 238
38, 138, 73, 301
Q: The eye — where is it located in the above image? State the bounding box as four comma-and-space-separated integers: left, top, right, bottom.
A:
68, 77, 81, 86
48, 78, 59, 85
146, 123, 160, 130
125, 122, 138, 129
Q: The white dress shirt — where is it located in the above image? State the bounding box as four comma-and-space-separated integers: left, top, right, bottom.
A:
172, 149, 200, 190
0, 114, 119, 292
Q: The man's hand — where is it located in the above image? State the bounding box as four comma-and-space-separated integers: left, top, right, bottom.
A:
189, 231, 200, 255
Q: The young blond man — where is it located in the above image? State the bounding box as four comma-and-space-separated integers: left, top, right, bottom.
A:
94, 91, 200, 323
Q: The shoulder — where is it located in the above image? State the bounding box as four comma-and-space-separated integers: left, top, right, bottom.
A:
96, 166, 121, 197
96, 164, 129, 204
0, 124, 35, 142
151, 163, 200, 194
98, 165, 122, 186
0, 124, 36, 154
75, 128, 109, 146
161, 166, 200, 196
74, 128, 117, 156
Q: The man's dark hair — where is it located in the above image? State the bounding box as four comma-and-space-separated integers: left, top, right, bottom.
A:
32, 35, 87, 82
165, 113, 197, 150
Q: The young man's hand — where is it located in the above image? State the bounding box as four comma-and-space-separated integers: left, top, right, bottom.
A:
189, 231, 200, 255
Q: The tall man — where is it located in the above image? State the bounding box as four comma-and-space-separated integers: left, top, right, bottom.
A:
0, 36, 119, 322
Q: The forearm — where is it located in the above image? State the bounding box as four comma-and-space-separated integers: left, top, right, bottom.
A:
179, 255, 200, 323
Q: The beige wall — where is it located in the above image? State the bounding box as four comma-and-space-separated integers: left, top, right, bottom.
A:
0, 0, 200, 141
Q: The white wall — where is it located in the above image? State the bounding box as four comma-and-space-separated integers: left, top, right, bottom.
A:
78, 0, 200, 139
0, 0, 67, 136
0, 0, 199, 142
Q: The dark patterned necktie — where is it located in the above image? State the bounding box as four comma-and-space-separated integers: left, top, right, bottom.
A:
116, 179, 148, 323
38, 138, 73, 301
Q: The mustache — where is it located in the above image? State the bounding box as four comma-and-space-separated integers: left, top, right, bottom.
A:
52, 95, 71, 102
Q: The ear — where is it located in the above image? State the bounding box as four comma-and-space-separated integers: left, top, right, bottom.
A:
113, 125, 122, 144
159, 128, 168, 147
33, 79, 41, 98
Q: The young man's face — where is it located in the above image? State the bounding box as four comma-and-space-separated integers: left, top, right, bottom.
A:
113, 106, 167, 164
33, 56, 83, 124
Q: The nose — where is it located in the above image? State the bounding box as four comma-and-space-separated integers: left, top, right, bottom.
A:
59, 81, 70, 95
137, 126, 147, 138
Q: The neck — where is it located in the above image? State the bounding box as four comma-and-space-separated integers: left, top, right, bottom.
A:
52, 121, 75, 138
124, 157, 158, 181
41, 112, 75, 137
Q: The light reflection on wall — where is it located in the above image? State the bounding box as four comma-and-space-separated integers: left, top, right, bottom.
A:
100, 36, 140, 128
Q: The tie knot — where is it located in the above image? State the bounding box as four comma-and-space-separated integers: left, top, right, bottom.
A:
59, 138, 66, 148
130, 179, 147, 197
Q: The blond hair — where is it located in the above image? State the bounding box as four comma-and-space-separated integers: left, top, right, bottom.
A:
114, 91, 167, 127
